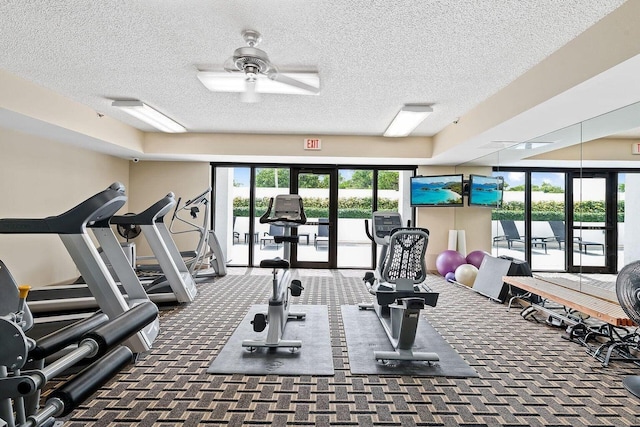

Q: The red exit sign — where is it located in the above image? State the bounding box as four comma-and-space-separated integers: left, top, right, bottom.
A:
304, 138, 321, 150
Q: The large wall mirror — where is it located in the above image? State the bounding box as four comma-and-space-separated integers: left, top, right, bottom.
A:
454, 100, 640, 293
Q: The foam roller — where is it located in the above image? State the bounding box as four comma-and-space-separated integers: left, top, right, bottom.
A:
48, 346, 133, 417
30, 312, 109, 360
82, 302, 158, 359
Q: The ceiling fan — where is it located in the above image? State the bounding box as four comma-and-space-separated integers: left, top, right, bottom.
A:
197, 29, 320, 103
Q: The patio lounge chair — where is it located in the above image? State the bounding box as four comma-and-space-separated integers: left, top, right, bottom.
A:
493, 220, 525, 249
494, 220, 547, 253
548, 220, 604, 254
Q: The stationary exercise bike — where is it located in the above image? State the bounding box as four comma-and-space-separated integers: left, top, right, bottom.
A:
242, 195, 306, 352
361, 211, 440, 362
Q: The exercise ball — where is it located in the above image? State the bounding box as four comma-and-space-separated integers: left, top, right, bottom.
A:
466, 250, 489, 269
455, 264, 479, 287
436, 250, 466, 276
444, 272, 456, 282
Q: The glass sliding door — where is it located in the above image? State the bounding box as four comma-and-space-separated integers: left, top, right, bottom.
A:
530, 172, 566, 271
618, 173, 640, 272
254, 167, 291, 266
291, 168, 335, 268
569, 172, 616, 273
492, 171, 526, 258
337, 169, 373, 268
228, 166, 251, 266
216, 164, 416, 269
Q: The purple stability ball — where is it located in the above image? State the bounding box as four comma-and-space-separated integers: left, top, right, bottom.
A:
466, 250, 489, 269
444, 271, 456, 282
435, 250, 466, 276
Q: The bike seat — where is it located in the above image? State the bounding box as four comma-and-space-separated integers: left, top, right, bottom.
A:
260, 257, 290, 269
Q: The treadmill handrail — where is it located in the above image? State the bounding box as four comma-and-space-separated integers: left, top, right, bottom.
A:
0, 183, 126, 235
111, 193, 176, 226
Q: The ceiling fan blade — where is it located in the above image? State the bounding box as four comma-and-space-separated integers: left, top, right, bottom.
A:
267, 71, 320, 95
240, 78, 260, 103
197, 71, 245, 92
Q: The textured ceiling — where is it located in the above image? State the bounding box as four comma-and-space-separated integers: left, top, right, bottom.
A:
0, 0, 627, 139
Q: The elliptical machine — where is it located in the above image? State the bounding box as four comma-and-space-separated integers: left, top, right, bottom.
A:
242, 195, 306, 352
361, 211, 440, 363
168, 187, 227, 279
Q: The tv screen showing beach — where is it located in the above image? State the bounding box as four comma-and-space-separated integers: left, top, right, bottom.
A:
410, 175, 463, 207
468, 174, 503, 207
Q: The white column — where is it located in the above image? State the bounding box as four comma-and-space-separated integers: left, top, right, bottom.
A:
214, 167, 233, 262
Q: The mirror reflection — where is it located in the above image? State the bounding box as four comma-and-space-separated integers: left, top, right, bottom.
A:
454, 100, 640, 295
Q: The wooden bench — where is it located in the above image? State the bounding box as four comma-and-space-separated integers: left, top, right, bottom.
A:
503, 276, 634, 327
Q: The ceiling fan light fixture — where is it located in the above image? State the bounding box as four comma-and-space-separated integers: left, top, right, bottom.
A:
112, 100, 186, 133
241, 78, 260, 103
384, 104, 433, 137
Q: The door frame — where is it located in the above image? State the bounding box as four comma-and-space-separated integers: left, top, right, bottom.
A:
567, 171, 617, 274
290, 167, 338, 269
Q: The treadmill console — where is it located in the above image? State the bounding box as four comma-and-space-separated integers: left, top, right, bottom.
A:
371, 212, 403, 245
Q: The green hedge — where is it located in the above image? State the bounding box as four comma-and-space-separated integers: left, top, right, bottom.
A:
233, 197, 625, 222
493, 200, 625, 222
233, 207, 373, 219
232, 197, 397, 219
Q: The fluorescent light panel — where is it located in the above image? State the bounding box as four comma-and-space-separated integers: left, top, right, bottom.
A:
197, 71, 319, 95
511, 141, 554, 150
384, 105, 433, 137
112, 100, 186, 133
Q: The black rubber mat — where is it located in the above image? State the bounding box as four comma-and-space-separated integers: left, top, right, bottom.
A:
342, 305, 478, 377
207, 304, 334, 376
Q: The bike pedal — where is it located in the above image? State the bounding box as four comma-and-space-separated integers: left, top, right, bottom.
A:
290, 279, 303, 297
251, 313, 267, 332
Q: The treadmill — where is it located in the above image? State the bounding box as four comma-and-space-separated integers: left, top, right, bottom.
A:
25, 192, 200, 330
111, 192, 198, 303
0, 182, 159, 352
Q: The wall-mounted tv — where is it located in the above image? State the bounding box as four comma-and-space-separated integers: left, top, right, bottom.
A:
468, 174, 504, 208
410, 174, 464, 207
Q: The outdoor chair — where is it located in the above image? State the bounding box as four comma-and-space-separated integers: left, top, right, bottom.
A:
314, 218, 329, 249
233, 216, 240, 244
493, 220, 525, 249
261, 224, 285, 249
494, 220, 547, 253
548, 220, 604, 254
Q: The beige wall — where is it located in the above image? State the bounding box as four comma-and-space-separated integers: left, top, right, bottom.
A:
414, 165, 493, 270
144, 133, 431, 162
414, 166, 455, 269
127, 160, 211, 257
0, 126, 129, 286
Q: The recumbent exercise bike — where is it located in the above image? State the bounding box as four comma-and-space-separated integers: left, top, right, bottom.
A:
361, 211, 440, 363
242, 195, 306, 352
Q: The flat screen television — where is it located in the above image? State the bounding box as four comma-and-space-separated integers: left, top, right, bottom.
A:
468, 174, 504, 208
410, 174, 464, 207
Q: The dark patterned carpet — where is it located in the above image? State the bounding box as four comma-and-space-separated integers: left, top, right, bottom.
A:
55, 268, 640, 426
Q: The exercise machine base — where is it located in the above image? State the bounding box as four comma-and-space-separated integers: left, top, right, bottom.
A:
375, 349, 439, 363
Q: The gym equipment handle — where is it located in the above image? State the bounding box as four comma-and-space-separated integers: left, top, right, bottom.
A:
48, 346, 134, 417
30, 312, 109, 360
0, 183, 126, 235
82, 301, 158, 360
